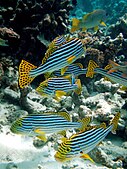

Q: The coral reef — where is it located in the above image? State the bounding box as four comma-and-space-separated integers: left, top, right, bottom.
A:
0, 0, 73, 64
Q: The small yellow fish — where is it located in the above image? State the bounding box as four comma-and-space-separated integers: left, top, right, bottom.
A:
71, 9, 107, 32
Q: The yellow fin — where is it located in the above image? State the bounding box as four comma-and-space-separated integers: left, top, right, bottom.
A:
72, 18, 80, 27
19, 60, 37, 88
44, 72, 52, 79
67, 56, 76, 64
78, 117, 91, 131
104, 64, 113, 70
83, 13, 91, 20
80, 153, 94, 163
42, 44, 58, 64
34, 129, 47, 142
36, 80, 48, 95
61, 67, 68, 75
55, 90, 66, 98
110, 112, 120, 134
70, 26, 79, 33
74, 63, 83, 69
58, 130, 66, 137
94, 26, 99, 31
57, 112, 71, 121
74, 79, 82, 95
100, 21, 106, 26
86, 60, 99, 78
61, 137, 67, 142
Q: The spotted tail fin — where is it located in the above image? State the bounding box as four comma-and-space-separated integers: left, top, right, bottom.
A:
86, 60, 99, 78
110, 112, 120, 134
19, 60, 37, 88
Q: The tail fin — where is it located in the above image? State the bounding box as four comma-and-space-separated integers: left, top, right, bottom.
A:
86, 60, 99, 78
19, 60, 37, 88
110, 112, 120, 134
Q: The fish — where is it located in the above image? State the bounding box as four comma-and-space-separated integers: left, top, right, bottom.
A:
108, 60, 127, 77
19, 36, 85, 88
44, 63, 87, 79
86, 60, 127, 87
71, 9, 107, 32
10, 112, 91, 142
54, 112, 120, 162
36, 75, 82, 101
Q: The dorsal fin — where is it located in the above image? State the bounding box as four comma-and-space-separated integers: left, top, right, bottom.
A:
83, 13, 91, 20
110, 112, 120, 134
57, 112, 71, 121
104, 64, 113, 70
78, 117, 91, 131
45, 111, 71, 121
74, 63, 83, 69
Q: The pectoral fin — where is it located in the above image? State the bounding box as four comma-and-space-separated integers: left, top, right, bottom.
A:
74, 79, 82, 95
67, 56, 76, 64
100, 21, 106, 26
82, 27, 87, 32
80, 152, 94, 163
34, 129, 47, 142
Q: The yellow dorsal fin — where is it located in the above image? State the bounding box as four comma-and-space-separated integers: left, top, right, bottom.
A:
74, 63, 83, 69
42, 45, 58, 64
78, 117, 91, 131
74, 79, 82, 95
110, 112, 120, 134
19, 60, 37, 88
99, 122, 107, 129
104, 64, 113, 70
86, 60, 99, 78
57, 112, 71, 121
44, 72, 52, 79
83, 13, 91, 20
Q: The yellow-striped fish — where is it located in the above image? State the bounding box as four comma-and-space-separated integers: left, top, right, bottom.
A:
55, 112, 120, 162
19, 36, 85, 88
10, 112, 91, 142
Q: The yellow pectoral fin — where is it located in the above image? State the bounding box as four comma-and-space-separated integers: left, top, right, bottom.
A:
58, 130, 66, 137
37, 135, 47, 142
80, 153, 94, 163
61, 66, 68, 75
100, 21, 106, 26
94, 26, 99, 31
55, 90, 66, 97
67, 56, 76, 64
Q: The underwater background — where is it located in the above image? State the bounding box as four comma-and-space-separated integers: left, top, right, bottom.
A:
0, 0, 127, 169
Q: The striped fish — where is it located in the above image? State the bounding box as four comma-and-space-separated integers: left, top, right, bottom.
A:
86, 60, 127, 87
10, 112, 91, 142
19, 37, 85, 88
44, 63, 87, 79
36, 76, 82, 101
54, 112, 120, 162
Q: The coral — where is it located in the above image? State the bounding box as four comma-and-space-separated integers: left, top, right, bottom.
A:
0, 0, 73, 64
